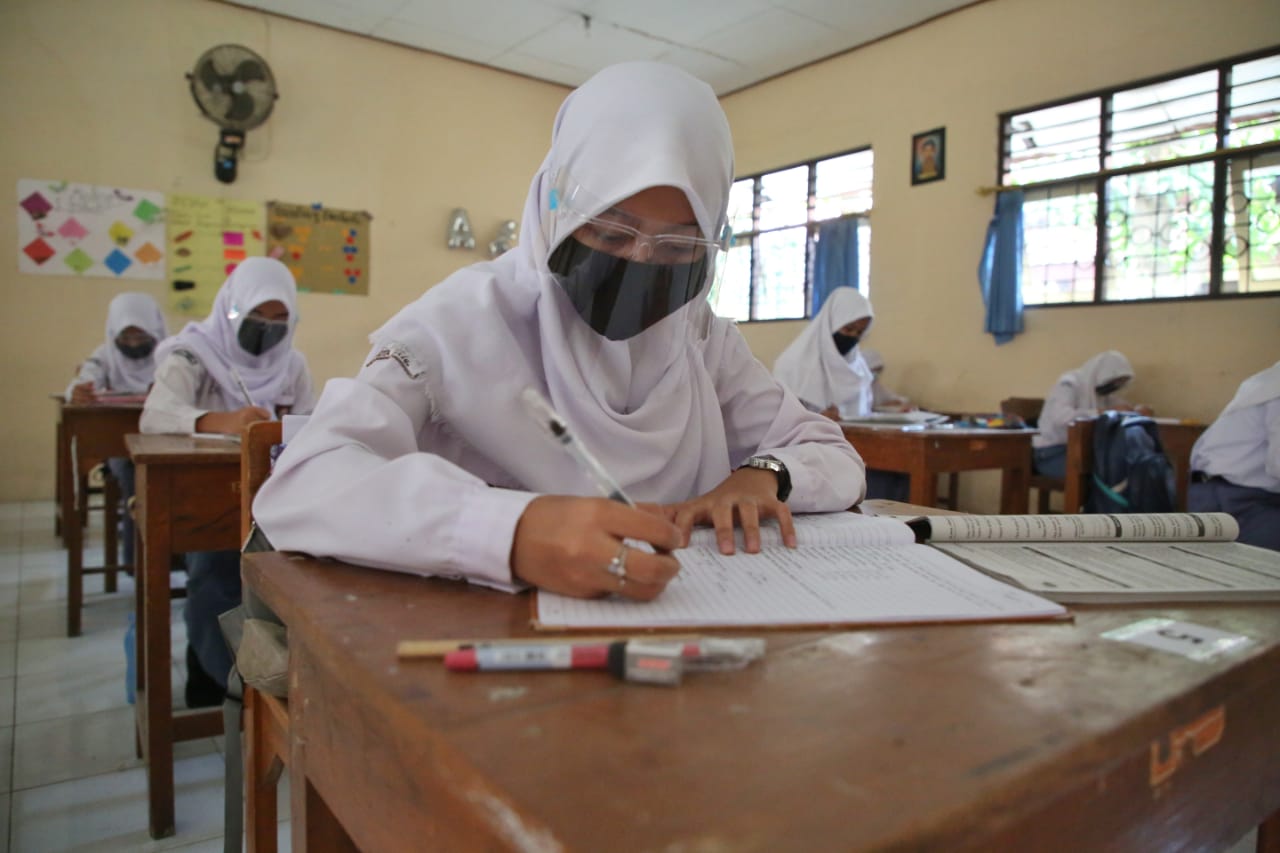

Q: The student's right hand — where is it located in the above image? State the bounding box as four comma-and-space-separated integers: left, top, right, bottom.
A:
194, 406, 272, 435
821, 406, 840, 420
69, 382, 96, 404
510, 496, 682, 601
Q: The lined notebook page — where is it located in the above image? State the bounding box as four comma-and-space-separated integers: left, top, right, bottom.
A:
686, 513, 915, 550
536, 543, 1066, 629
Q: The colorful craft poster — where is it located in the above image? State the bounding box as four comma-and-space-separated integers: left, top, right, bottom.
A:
17, 179, 166, 279
166, 194, 265, 315
266, 201, 371, 295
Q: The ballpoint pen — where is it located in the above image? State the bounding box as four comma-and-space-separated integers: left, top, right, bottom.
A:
520, 387, 633, 506
229, 366, 257, 410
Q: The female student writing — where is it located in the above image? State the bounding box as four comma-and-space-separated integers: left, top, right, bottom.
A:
861, 348, 912, 412
141, 257, 314, 704
67, 292, 168, 565
1188, 359, 1280, 550
255, 61, 865, 603
1031, 350, 1151, 478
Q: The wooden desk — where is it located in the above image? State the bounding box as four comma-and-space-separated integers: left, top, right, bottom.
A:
1063, 421, 1209, 513
127, 433, 241, 839
244, 551, 1280, 852
53, 397, 142, 636
842, 424, 1035, 513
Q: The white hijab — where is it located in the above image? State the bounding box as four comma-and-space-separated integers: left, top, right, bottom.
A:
101, 292, 167, 392
1058, 350, 1134, 409
773, 287, 875, 416
1221, 359, 1280, 415
155, 257, 305, 410
370, 61, 737, 503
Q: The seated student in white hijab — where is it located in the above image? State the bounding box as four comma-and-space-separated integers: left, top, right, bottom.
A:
861, 348, 911, 413
255, 61, 865, 606
772, 287, 906, 499
1031, 350, 1152, 478
1188, 360, 1280, 551
66, 292, 168, 567
142, 256, 314, 706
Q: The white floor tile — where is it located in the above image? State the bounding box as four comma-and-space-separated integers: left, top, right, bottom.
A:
0, 503, 23, 521
19, 594, 135, 642
12, 706, 217, 791
0, 678, 13, 728
15, 661, 128, 725
167, 820, 292, 852
0, 793, 9, 853
0, 643, 15, 679
10, 751, 226, 852
18, 629, 128, 678
0, 727, 12, 793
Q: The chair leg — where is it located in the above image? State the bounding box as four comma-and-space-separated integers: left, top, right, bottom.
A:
1038, 487, 1051, 515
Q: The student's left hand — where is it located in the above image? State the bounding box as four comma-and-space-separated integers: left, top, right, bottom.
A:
662, 468, 796, 555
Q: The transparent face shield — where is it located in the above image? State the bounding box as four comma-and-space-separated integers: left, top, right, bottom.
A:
543, 171, 731, 343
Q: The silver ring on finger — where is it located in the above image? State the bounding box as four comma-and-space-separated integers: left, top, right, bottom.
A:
605, 543, 628, 580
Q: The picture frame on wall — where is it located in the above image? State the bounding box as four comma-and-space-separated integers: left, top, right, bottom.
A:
911, 127, 946, 185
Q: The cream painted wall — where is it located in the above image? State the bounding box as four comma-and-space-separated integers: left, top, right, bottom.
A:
0, 0, 568, 500
726, 0, 1280, 510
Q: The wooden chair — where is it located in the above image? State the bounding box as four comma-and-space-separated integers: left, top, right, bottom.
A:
240, 420, 289, 853
1000, 397, 1063, 513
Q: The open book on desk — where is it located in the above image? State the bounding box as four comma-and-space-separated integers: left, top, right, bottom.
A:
918, 513, 1280, 603
534, 513, 1068, 631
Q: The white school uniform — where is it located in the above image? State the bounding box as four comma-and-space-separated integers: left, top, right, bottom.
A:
1190, 361, 1280, 493
66, 292, 167, 396
1032, 350, 1135, 448
773, 287, 876, 418
254, 61, 866, 593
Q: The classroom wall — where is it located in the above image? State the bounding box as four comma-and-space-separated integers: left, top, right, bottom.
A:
725, 0, 1280, 510
0, 0, 569, 501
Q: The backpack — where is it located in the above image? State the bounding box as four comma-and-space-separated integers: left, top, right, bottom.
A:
1086, 412, 1177, 513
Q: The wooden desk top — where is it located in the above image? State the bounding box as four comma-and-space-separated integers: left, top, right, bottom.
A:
245, 550, 1280, 851
125, 433, 241, 464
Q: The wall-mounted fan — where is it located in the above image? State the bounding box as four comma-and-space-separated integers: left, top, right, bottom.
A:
186, 44, 279, 183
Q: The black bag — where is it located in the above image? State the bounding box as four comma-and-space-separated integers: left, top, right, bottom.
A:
1086, 412, 1176, 513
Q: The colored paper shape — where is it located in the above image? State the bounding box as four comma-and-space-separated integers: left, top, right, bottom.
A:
20, 192, 52, 220
64, 248, 94, 273
108, 221, 134, 246
223, 248, 247, 261
23, 238, 56, 265
223, 231, 245, 246
166, 193, 265, 315
135, 241, 163, 264
104, 248, 133, 275
133, 198, 162, 224
57, 217, 89, 241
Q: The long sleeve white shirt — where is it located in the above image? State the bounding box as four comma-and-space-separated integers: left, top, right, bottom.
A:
1032, 380, 1126, 448
1190, 397, 1280, 493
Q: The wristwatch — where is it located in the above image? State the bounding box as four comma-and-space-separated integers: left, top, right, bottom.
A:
738, 454, 792, 502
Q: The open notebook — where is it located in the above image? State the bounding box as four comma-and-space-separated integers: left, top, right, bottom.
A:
534, 511, 1280, 630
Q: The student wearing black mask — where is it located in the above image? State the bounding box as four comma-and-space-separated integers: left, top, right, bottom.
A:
140, 257, 314, 707
774, 286, 876, 420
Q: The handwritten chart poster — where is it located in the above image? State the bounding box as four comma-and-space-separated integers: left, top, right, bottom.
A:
266, 201, 371, 295
166, 194, 265, 316
17, 179, 166, 279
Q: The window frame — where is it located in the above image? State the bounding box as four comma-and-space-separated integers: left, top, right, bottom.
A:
730, 145, 873, 323
996, 45, 1280, 309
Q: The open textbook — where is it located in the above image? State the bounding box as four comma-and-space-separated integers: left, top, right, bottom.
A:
534, 511, 1280, 629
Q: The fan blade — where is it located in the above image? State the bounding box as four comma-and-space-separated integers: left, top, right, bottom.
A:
199, 61, 224, 94
234, 59, 268, 84
225, 91, 257, 123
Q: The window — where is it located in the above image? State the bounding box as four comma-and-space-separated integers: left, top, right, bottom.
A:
999, 48, 1280, 305
711, 148, 873, 321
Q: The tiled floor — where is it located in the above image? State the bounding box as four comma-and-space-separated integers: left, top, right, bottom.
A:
0, 500, 291, 852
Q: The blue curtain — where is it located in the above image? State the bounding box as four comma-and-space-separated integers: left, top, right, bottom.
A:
977, 190, 1025, 345
811, 216, 860, 316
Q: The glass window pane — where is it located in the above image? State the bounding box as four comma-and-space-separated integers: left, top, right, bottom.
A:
710, 241, 752, 321
857, 223, 872, 298
1003, 99, 1101, 184
728, 178, 755, 235
1103, 162, 1215, 300
1021, 183, 1098, 305
758, 166, 809, 230
814, 150, 874, 219
1228, 55, 1280, 147
755, 227, 807, 319
1221, 150, 1280, 294
1107, 71, 1219, 168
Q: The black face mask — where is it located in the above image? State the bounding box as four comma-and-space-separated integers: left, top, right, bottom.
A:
547, 237, 707, 341
238, 317, 289, 356
116, 339, 155, 360
1096, 380, 1124, 397
832, 332, 860, 356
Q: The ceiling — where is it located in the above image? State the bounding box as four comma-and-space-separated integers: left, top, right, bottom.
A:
228, 0, 982, 95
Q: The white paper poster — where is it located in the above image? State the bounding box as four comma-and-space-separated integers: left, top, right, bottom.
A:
17, 179, 166, 279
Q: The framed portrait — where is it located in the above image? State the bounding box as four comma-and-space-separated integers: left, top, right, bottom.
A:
911, 127, 946, 185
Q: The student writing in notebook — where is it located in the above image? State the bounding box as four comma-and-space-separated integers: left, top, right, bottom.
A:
1031, 350, 1152, 478
255, 61, 865, 606
141, 257, 315, 705
1188, 359, 1280, 550
67, 292, 168, 567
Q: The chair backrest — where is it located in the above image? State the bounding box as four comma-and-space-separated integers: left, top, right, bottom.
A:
241, 420, 283, 541
1000, 397, 1045, 428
